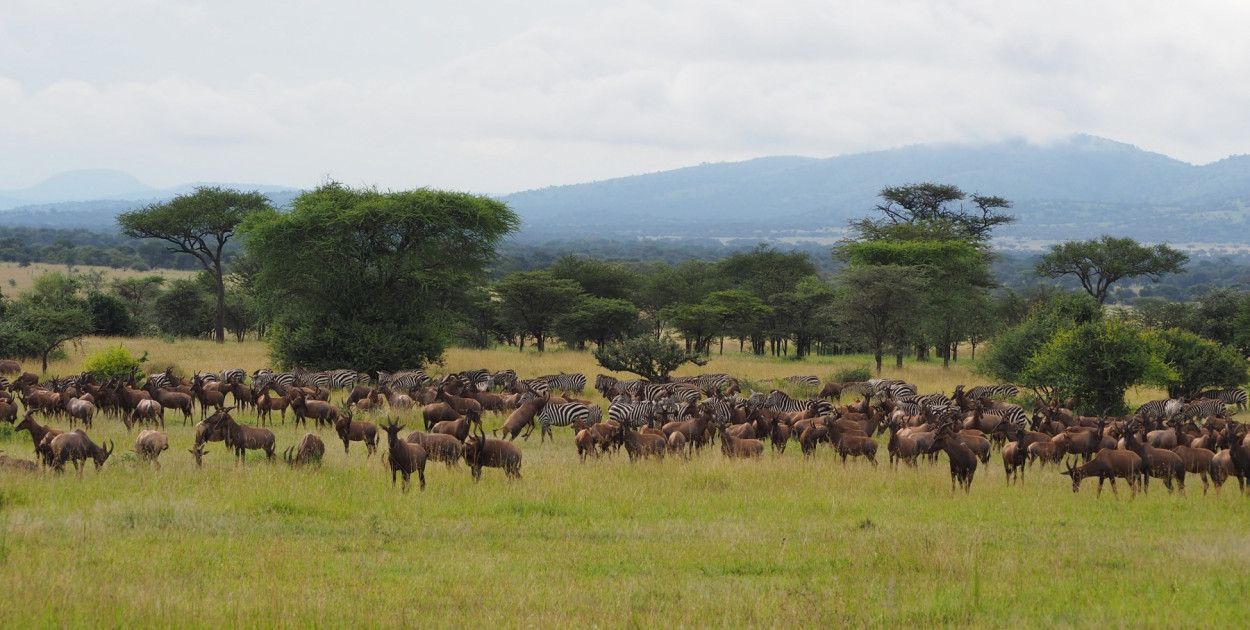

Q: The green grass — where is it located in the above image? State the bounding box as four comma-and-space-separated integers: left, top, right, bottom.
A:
0, 339, 1245, 626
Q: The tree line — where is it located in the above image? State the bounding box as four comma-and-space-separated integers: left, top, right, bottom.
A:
3, 181, 1246, 414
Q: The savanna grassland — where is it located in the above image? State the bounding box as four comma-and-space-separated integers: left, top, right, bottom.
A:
0, 262, 193, 294
1, 338, 1248, 628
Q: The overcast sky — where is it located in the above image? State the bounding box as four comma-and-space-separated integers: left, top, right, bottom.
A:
2, 0, 1247, 193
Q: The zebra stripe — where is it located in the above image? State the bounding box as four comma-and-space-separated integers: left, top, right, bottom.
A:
784, 375, 820, 389
325, 369, 361, 390
490, 370, 518, 392
1182, 398, 1226, 421
1199, 389, 1247, 410
292, 366, 330, 388
459, 369, 492, 392
378, 370, 432, 393
219, 368, 247, 384
609, 401, 660, 429
967, 384, 1019, 400
695, 373, 736, 392
252, 370, 296, 390
538, 402, 593, 440
764, 390, 814, 414
594, 374, 619, 396
1137, 398, 1184, 422
538, 373, 587, 395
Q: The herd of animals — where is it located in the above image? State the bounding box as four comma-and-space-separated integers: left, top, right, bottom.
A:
2, 357, 1250, 498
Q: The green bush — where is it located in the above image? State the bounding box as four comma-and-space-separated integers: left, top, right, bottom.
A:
81, 345, 147, 380
832, 366, 873, 383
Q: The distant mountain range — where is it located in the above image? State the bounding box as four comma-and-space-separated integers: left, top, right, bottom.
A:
4, 136, 1250, 251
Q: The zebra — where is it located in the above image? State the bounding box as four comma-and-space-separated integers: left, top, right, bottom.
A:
459, 369, 492, 392
219, 368, 247, 385
538, 402, 592, 442
764, 390, 815, 414
1181, 398, 1227, 421
594, 374, 619, 396
145, 372, 172, 389
896, 394, 954, 416
784, 375, 820, 389
490, 370, 518, 392
378, 370, 433, 393
967, 384, 1020, 400
695, 373, 737, 393
665, 384, 702, 405
610, 401, 662, 429
1199, 389, 1247, 411
323, 369, 361, 390
1137, 398, 1185, 422
538, 373, 587, 395
292, 366, 331, 389
252, 369, 296, 390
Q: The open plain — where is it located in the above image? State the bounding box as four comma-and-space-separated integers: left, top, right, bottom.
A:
0, 338, 1247, 627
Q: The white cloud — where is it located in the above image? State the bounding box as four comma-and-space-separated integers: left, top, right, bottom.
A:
1, 0, 1248, 192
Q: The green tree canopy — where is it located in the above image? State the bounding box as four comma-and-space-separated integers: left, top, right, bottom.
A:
547, 255, 642, 302
1021, 319, 1173, 414
1035, 235, 1189, 304
1149, 328, 1248, 399
554, 296, 643, 350
241, 182, 517, 370
492, 271, 583, 353
834, 264, 927, 373
592, 334, 708, 382
117, 186, 271, 342
0, 272, 94, 373
978, 292, 1103, 391
851, 182, 1014, 242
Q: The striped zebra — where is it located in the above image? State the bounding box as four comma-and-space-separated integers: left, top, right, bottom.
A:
538, 373, 587, 395
490, 370, 518, 392
594, 374, 619, 396
1181, 398, 1227, 421
784, 375, 820, 389
1137, 398, 1185, 422
145, 372, 172, 389
764, 390, 818, 415
219, 368, 247, 384
517, 378, 552, 398
292, 366, 330, 388
377, 370, 433, 392
538, 402, 593, 442
665, 385, 702, 405
610, 401, 662, 428
967, 384, 1019, 400
695, 373, 737, 393
324, 369, 362, 390
896, 394, 954, 416
459, 369, 492, 392
1199, 389, 1247, 411
252, 369, 296, 390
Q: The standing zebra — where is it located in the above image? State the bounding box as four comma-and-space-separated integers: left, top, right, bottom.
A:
490, 370, 518, 392
219, 368, 248, 385
609, 401, 661, 429
377, 370, 433, 393
1137, 398, 1185, 423
538, 373, 587, 396
459, 369, 492, 392
1181, 398, 1227, 421
325, 369, 361, 390
252, 369, 296, 390
967, 384, 1020, 400
292, 366, 331, 389
538, 402, 593, 442
1198, 389, 1247, 411
783, 375, 820, 389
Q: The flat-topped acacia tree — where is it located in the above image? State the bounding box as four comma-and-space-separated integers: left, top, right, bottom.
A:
118, 187, 270, 343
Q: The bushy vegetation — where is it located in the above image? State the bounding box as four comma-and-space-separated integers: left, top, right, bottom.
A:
80, 344, 146, 379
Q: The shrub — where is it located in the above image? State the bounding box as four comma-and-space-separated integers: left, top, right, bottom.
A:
832, 366, 873, 383
81, 344, 147, 380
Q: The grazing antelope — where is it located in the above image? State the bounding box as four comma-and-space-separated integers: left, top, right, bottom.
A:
283, 433, 326, 468
49, 430, 114, 474
1061, 450, 1143, 498
135, 430, 169, 469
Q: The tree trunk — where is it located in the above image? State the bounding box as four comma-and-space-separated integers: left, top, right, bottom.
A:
874, 350, 883, 374
895, 352, 903, 369
214, 266, 226, 344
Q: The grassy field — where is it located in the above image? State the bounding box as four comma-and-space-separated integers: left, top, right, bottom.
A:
0, 262, 193, 294
1, 339, 1247, 627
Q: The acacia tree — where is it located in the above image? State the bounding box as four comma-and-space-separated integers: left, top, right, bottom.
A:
0, 273, 94, 373
592, 334, 707, 382
492, 271, 583, 352
1035, 235, 1189, 304
241, 182, 517, 370
834, 265, 927, 374
118, 187, 270, 343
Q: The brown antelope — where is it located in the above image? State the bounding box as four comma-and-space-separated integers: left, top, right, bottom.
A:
283, 433, 326, 468
204, 407, 276, 463
932, 422, 978, 493
141, 378, 193, 425
718, 424, 763, 459
380, 418, 427, 492
135, 430, 169, 469
406, 431, 463, 468
16, 410, 63, 466
49, 430, 114, 474
336, 408, 379, 457
1061, 450, 1144, 497
463, 424, 522, 481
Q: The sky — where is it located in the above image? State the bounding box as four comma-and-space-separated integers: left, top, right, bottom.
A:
1, 0, 1248, 194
